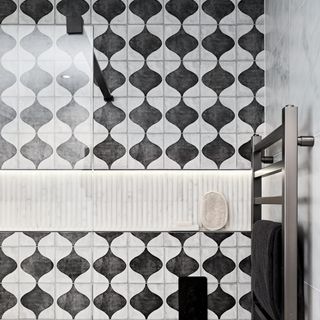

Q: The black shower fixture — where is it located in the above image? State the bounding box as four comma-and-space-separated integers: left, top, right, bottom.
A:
66, 14, 114, 102
66, 15, 83, 34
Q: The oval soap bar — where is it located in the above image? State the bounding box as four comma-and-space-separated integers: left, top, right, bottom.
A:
201, 191, 228, 231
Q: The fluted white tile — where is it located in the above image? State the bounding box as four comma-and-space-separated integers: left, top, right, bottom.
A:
0, 170, 251, 231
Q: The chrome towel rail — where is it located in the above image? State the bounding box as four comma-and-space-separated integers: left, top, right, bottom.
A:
251, 105, 314, 320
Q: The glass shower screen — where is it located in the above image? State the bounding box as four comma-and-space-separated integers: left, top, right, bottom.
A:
0, 25, 93, 169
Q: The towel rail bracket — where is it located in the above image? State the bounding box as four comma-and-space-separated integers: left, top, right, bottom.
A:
298, 136, 315, 147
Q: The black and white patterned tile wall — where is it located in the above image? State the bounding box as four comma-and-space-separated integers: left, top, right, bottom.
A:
0, 24, 93, 169
0, 231, 251, 319
0, 0, 264, 169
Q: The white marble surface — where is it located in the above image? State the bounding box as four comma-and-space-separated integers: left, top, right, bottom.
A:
266, 0, 320, 317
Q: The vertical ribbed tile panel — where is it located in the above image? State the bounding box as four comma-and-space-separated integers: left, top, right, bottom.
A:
0, 171, 251, 231
0, 171, 93, 231
93, 171, 251, 231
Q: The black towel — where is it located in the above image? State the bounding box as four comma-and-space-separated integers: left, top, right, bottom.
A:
252, 220, 305, 320
252, 220, 282, 320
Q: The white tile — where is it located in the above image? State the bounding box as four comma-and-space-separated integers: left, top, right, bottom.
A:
163, 233, 181, 247
237, 232, 251, 247
220, 233, 237, 247
200, 232, 218, 247
238, 283, 251, 319
164, 283, 178, 319
1, 232, 19, 247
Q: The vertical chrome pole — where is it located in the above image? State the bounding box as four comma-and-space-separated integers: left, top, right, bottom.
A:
282, 105, 298, 320
251, 134, 262, 225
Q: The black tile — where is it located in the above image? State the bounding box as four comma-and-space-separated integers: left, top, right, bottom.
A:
94, 27, 126, 59
202, 26, 235, 59
130, 248, 163, 281
130, 284, 163, 318
202, 134, 235, 168
166, 0, 198, 23
129, 26, 162, 60
202, 0, 235, 23
93, 0, 126, 23
130, 0, 162, 23
166, 248, 199, 277
20, 0, 53, 23
94, 285, 127, 318
208, 284, 236, 318
202, 98, 235, 132
93, 135, 126, 168
21, 284, 53, 318
57, 284, 90, 318
94, 248, 126, 281
203, 248, 236, 281
238, 0, 264, 23
0, 0, 17, 23
129, 135, 162, 168
57, 0, 90, 18
166, 135, 199, 169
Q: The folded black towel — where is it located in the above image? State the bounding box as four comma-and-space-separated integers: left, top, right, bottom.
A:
252, 220, 282, 320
